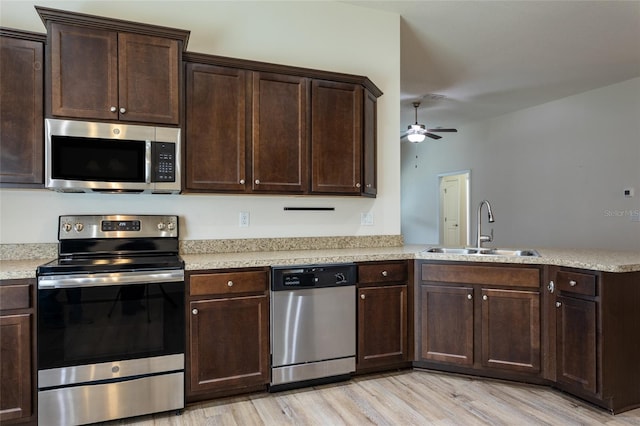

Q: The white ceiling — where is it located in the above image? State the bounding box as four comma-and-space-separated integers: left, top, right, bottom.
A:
347, 1, 640, 128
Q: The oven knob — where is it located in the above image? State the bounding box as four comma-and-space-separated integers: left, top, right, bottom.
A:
62, 223, 72, 232
157, 222, 166, 230
74, 223, 84, 232
167, 222, 176, 231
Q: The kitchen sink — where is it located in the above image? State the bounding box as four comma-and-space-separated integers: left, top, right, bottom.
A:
479, 249, 540, 257
423, 247, 540, 257
423, 247, 480, 255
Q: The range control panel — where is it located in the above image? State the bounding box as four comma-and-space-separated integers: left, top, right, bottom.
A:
271, 263, 356, 291
58, 215, 178, 239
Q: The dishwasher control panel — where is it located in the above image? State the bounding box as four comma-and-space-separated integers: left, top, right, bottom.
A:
271, 263, 356, 291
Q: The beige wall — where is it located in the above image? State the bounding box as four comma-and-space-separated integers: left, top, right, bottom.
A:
0, 1, 400, 243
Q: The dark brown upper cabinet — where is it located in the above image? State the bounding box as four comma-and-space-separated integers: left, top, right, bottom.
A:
311, 80, 362, 195
37, 6, 189, 125
0, 29, 45, 187
185, 63, 249, 191
252, 72, 309, 193
182, 52, 382, 197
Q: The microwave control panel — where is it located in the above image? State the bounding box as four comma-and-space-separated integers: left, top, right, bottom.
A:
152, 142, 176, 182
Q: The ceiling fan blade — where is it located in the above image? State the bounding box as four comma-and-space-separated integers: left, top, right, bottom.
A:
427, 128, 457, 133
426, 133, 442, 140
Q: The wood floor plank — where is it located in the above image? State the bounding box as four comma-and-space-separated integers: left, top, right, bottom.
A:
98, 371, 640, 425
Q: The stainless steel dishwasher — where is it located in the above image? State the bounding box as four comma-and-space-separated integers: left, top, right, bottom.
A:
270, 263, 356, 391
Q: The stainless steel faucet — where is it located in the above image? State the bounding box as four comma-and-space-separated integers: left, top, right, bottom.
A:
476, 200, 495, 249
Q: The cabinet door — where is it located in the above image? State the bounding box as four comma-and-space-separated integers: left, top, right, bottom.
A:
188, 295, 269, 394
50, 23, 118, 120
357, 285, 407, 370
0, 35, 43, 186
362, 88, 377, 196
0, 314, 32, 422
252, 72, 308, 193
556, 295, 597, 394
311, 80, 363, 194
118, 32, 180, 124
185, 63, 248, 191
481, 288, 540, 373
419, 285, 474, 365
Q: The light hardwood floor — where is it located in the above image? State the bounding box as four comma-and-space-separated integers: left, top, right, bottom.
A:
105, 370, 640, 425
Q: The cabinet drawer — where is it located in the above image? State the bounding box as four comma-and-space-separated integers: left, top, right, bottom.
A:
190, 271, 268, 296
556, 271, 596, 297
359, 262, 407, 284
0, 283, 31, 310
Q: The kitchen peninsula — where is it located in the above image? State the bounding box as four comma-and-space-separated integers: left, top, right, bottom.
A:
2, 239, 640, 425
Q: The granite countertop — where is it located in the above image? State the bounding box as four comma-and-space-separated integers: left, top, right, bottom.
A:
2, 245, 640, 280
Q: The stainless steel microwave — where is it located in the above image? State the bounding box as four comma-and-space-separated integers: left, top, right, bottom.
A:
45, 119, 181, 194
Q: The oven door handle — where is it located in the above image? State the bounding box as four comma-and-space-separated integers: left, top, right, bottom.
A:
38, 269, 184, 289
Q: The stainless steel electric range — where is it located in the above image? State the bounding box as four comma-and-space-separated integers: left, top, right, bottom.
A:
36, 215, 185, 426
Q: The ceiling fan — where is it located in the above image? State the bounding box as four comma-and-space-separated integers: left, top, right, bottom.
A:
401, 101, 457, 143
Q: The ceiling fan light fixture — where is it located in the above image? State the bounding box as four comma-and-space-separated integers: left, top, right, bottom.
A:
407, 133, 426, 143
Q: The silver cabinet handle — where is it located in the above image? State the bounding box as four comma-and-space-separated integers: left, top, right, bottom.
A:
356, 183, 361, 188
381, 270, 388, 277
569, 280, 577, 287
227, 280, 234, 287
482, 295, 488, 301
467, 294, 472, 300
255, 179, 260, 185
548, 280, 555, 293
360, 294, 365, 300
110, 106, 117, 112
366, 184, 372, 188
556, 301, 562, 308
192, 308, 198, 315
239, 179, 245, 184
119, 107, 126, 114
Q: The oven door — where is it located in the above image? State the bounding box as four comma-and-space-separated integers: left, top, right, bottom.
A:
37, 269, 185, 385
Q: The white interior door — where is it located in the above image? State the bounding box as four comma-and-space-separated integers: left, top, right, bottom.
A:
440, 175, 463, 246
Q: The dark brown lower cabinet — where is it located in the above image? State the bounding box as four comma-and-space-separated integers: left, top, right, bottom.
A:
481, 288, 540, 373
356, 261, 410, 373
420, 285, 473, 366
416, 262, 543, 380
0, 279, 35, 424
186, 269, 269, 401
357, 284, 408, 370
556, 294, 597, 393
550, 267, 640, 413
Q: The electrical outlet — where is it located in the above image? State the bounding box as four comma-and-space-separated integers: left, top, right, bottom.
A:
239, 211, 250, 227
361, 212, 374, 226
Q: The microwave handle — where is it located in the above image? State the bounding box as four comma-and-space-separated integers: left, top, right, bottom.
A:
145, 141, 152, 184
